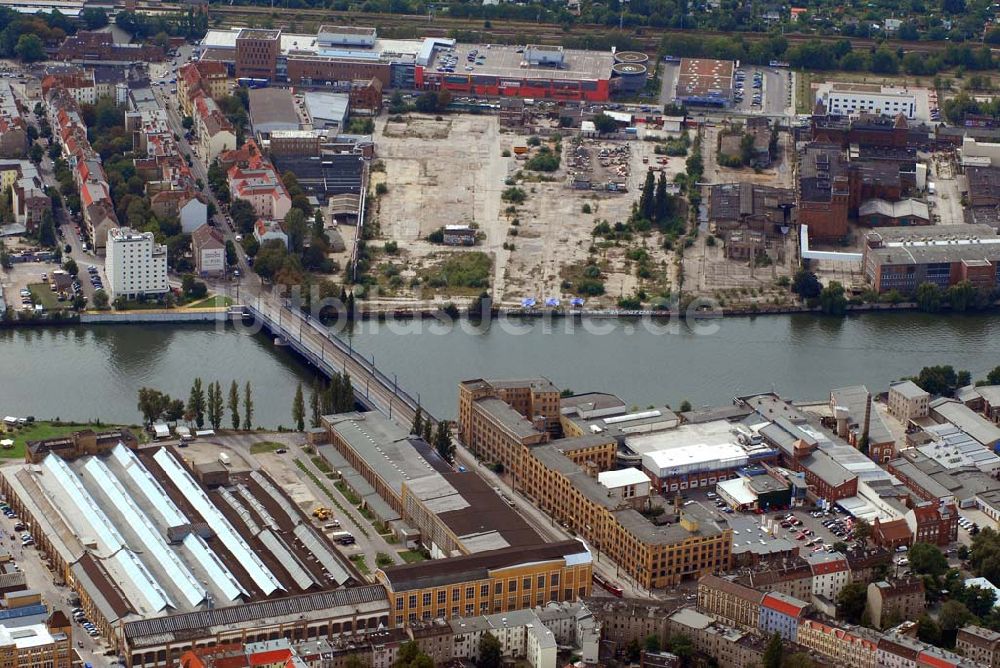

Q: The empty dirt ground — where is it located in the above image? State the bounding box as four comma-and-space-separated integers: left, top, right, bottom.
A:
371, 113, 684, 306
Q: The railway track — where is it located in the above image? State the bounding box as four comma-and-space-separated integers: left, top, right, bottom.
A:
147, 1, 994, 56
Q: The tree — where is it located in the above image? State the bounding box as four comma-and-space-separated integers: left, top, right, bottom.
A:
137, 387, 171, 426
959, 584, 997, 618
819, 281, 847, 315
411, 406, 423, 436
910, 542, 949, 578
310, 382, 322, 428
14, 34, 44, 62
638, 169, 656, 221
836, 581, 868, 624
292, 383, 305, 431
63, 258, 78, 277
187, 378, 206, 428
940, 599, 975, 634
80, 7, 109, 29
477, 632, 502, 668
93, 289, 110, 310
948, 280, 979, 312
29, 144, 43, 164
915, 282, 943, 313
434, 420, 455, 463
853, 517, 872, 545
917, 613, 942, 645
832, 541, 849, 553
207, 381, 224, 431
393, 640, 433, 668
762, 632, 783, 668
679, 399, 692, 412
654, 171, 672, 224
592, 113, 618, 135
243, 381, 253, 431
644, 634, 662, 653
666, 633, 692, 662
791, 268, 821, 299
414, 91, 440, 113
913, 365, 968, 397
228, 381, 240, 430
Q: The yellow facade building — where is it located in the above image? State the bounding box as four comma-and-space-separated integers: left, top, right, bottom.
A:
376, 541, 592, 627
458, 379, 734, 590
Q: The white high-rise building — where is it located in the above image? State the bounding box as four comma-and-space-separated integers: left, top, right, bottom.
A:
105, 227, 168, 300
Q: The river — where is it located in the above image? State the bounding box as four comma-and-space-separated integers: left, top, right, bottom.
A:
2, 313, 999, 426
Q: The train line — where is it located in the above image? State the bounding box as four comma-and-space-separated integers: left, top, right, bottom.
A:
146, 1, 995, 56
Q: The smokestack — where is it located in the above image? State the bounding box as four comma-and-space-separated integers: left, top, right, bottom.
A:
863, 389, 872, 442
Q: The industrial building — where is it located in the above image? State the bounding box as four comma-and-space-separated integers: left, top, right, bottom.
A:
458, 379, 735, 590
375, 541, 592, 627
318, 410, 546, 561
862, 224, 1000, 295
201, 27, 616, 101
625, 419, 778, 493
247, 88, 300, 140
814, 83, 921, 120
417, 43, 615, 102
674, 58, 734, 108
303, 91, 350, 131
0, 441, 363, 665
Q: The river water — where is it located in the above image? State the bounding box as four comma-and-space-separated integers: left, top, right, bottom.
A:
2, 313, 999, 425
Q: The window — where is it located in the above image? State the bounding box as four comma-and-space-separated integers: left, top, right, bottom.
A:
494, 582, 502, 595
550, 573, 559, 586
537, 575, 545, 589
422, 593, 431, 606
437, 591, 446, 604
452, 589, 460, 602
466, 587, 475, 599
480, 584, 489, 597
395, 598, 403, 611
408, 595, 417, 608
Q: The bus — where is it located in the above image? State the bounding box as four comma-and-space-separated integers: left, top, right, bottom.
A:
593, 573, 624, 597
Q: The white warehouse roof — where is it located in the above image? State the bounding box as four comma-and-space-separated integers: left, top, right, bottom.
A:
598, 468, 651, 489
641, 442, 749, 477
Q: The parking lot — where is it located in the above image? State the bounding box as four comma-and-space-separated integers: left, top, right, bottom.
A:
660, 61, 792, 116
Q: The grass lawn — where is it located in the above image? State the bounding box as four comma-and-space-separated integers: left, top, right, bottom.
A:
795, 71, 815, 115
398, 549, 427, 564
187, 295, 233, 309
249, 441, 284, 454
2, 420, 111, 459
311, 455, 332, 474
349, 554, 370, 575
27, 283, 61, 311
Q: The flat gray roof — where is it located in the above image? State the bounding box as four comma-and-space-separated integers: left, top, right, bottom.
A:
426, 43, 613, 82
476, 397, 540, 439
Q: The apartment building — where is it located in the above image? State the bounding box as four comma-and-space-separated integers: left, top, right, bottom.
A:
191, 224, 226, 277
759, 592, 809, 642
888, 380, 930, 424
797, 619, 879, 668
375, 541, 592, 627
177, 60, 230, 116
956, 625, 1000, 668
585, 598, 675, 653
459, 380, 733, 590
737, 557, 813, 601
867, 579, 925, 630
0, 161, 50, 231
696, 575, 763, 630
193, 94, 236, 162
105, 227, 168, 299
805, 552, 850, 603
666, 608, 766, 668
226, 140, 292, 221
0, 81, 27, 159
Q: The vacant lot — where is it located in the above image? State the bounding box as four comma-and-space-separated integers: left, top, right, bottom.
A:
372, 113, 684, 306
